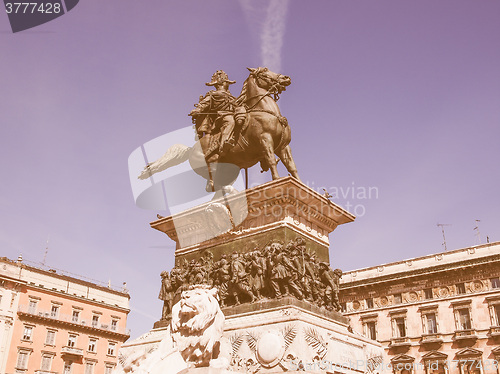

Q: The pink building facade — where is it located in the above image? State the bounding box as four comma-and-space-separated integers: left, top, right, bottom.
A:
0, 257, 130, 374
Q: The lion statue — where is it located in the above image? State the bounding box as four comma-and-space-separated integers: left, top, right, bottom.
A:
171, 284, 225, 367
114, 285, 226, 374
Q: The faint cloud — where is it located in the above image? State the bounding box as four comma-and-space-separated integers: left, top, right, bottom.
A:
239, 0, 290, 72
129, 307, 158, 322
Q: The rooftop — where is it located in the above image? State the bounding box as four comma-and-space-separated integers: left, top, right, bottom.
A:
0, 256, 129, 298
340, 241, 500, 285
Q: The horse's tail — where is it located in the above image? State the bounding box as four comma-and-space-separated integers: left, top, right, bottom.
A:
138, 144, 192, 180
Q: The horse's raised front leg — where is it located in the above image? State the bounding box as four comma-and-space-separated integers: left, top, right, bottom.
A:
276, 145, 300, 181
260, 133, 280, 180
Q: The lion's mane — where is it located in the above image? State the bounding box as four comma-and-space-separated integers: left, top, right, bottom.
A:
171, 284, 225, 367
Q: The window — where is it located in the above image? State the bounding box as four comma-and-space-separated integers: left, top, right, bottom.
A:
107, 342, 116, 356
16, 350, 30, 369
426, 313, 438, 334
41, 355, 53, 371
424, 361, 447, 374
88, 338, 97, 352
491, 278, 500, 289
366, 298, 374, 309
390, 310, 408, 340
22, 326, 33, 341
92, 315, 99, 328
45, 330, 56, 345
85, 361, 95, 374
63, 361, 72, 374
395, 317, 406, 337
72, 310, 80, 323
459, 361, 481, 374
67, 334, 77, 347
50, 304, 59, 318
486, 297, 500, 326
394, 293, 402, 304
111, 319, 118, 331
424, 288, 433, 300
28, 299, 37, 313
366, 321, 377, 340
493, 304, 500, 326
457, 309, 472, 330
456, 283, 466, 294
105, 364, 115, 374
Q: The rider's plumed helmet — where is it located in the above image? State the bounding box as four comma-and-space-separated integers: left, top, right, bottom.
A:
206, 70, 236, 86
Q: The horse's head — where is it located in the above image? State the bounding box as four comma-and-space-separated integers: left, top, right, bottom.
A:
247, 67, 291, 97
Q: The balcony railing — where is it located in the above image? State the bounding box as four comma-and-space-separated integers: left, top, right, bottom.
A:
18, 305, 130, 336
61, 346, 84, 356
34, 371, 56, 374
420, 333, 443, 344
390, 337, 411, 347
453, 329, 477, 340
488, 326, 500, 336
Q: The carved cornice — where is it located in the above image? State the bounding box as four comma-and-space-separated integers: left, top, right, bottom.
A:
418, 304, 439, 312
151, 177, 354, 250
341, 254, 500, 290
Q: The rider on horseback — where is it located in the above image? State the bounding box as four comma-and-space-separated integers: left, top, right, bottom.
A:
189, 70, 246, 157
139, 67, 299, 190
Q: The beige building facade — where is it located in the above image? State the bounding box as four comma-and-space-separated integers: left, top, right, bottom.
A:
340, 241, 500, 374
0, 256, 130, 374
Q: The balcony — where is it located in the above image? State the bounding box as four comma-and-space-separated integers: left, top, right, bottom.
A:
488, 326, 500, 337
35, 371, 56, 374
389, 337, 411, 347
17, 305, 130, 337
420, 333, 443, 345
453, 329, 477, 341
61, 346, 84, 356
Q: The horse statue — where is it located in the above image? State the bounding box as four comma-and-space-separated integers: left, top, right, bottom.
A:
138, 67, 300, 194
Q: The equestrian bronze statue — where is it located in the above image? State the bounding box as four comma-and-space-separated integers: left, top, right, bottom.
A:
138, 67, 300, 193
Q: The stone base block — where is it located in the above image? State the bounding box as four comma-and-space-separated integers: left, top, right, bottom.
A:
221, 302, 383, 373
150, 177, 355, 261
153, 297, 348, 330
123, 301, 382, 374
221, 296, 349, 325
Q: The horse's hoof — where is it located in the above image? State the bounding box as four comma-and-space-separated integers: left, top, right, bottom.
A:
222, 185, 238, 196
205, 181, 214, 192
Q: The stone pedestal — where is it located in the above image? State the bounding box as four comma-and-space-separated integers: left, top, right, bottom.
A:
123, 177, 382, 373
124, 298, 383, 374
151, 176, 354, 265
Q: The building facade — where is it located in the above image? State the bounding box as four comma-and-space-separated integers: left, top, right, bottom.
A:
0, 259, 26, 373
340, 242, 500, 374
0, 256, 130, 374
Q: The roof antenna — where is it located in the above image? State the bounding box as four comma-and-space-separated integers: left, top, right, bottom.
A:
473, 220, 481, 244
437, 223, 451, 251
42, 236, 49, 266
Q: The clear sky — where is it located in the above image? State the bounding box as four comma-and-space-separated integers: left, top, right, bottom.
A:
1, 0, 499, 339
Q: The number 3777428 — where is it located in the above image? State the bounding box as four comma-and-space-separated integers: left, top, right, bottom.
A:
5, 2, 61, 14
